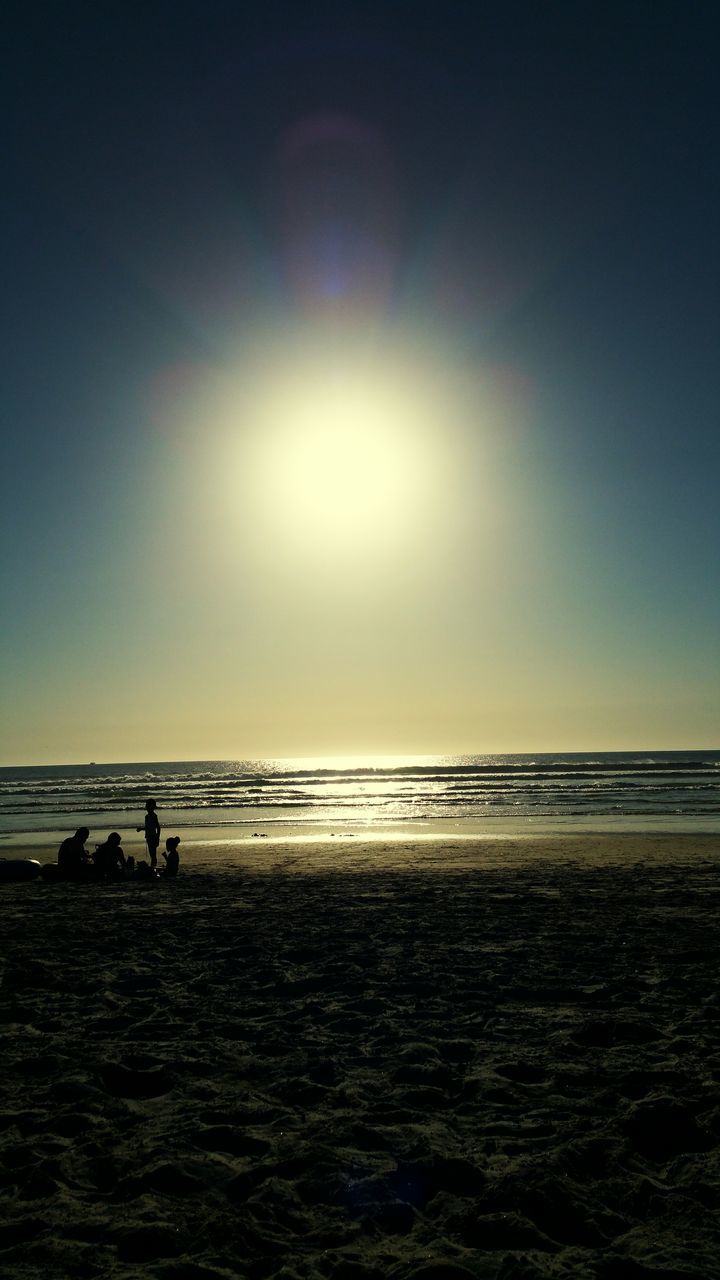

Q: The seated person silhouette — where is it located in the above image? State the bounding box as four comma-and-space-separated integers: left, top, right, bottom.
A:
131, 859, 157, 881
162, 836, 180, 877
57, 827, 92, 879
93, 832, 126, 878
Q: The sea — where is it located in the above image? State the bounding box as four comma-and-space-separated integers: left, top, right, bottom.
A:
1, 751, 719, 845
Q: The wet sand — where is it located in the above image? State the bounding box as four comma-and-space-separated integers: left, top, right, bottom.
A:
2, 834, 719, 1279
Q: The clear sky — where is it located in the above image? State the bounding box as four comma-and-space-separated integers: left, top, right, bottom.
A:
2, 2, 718, 764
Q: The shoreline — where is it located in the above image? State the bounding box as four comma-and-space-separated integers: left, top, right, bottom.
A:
2, 810, 720, 856
3, 830, 719, 875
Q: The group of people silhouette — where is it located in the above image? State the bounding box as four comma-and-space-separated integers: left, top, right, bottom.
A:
53, 799, 180, 882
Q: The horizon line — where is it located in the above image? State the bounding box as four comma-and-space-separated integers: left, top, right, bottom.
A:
1, 745, 718, 770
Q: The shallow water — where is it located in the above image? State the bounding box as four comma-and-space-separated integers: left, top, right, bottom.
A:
1, 750, 718, 844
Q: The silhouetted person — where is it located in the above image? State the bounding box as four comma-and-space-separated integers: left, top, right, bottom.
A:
132, 859, 157, 881
57, 827, 91, 879
93, 832, 126, 878
137, 798, 161, 870
162, 836, 180, 877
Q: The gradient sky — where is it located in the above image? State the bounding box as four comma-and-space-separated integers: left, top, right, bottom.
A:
2, 2, 719, 764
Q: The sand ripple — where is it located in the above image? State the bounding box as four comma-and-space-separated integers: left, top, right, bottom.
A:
1, 840, 719, 1278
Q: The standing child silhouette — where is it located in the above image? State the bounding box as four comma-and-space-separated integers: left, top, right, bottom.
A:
137, 798, 161, 871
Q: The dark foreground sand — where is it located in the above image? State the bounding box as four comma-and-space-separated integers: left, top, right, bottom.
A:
2, 835, 720, 1280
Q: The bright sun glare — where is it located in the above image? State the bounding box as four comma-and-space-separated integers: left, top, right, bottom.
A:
260, 382, 420, 535
231, 347, 456, 562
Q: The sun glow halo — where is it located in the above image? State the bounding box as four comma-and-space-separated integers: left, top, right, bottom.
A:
238, 357, 449, 560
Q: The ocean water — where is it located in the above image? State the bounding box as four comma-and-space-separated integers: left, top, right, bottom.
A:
1, 751, 718, 842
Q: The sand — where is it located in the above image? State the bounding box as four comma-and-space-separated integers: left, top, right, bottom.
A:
1, 834, 720, 1279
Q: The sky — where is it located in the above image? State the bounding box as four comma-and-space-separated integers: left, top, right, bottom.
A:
1, 1, 719, 765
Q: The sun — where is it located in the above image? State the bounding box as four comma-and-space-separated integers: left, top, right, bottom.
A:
236, 352, 448, 560
260, 383, 418, 537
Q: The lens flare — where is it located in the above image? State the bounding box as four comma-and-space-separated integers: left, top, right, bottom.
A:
273, 114, 398, 319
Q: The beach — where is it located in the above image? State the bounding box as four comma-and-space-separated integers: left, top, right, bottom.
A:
2, 833, 720, 1279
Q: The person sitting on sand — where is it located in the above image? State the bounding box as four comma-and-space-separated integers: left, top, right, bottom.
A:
161, 836, 180, 877
57, 827, 92, 879
137, 798, 161, 871
130, 859, 157, 881
93, 832, 126, 878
